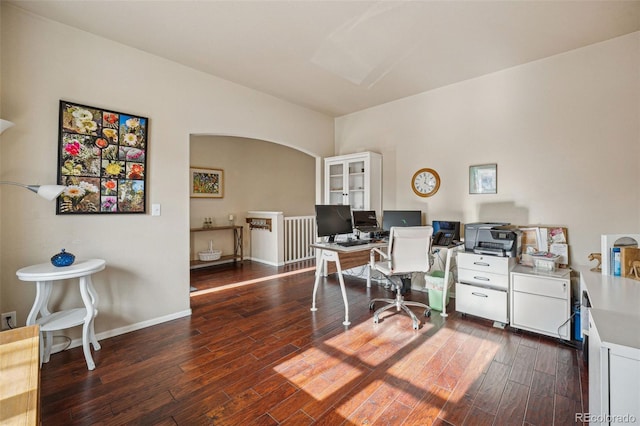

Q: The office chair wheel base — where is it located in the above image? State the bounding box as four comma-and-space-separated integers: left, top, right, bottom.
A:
369, 302, 376, 310
424, 310, 431, 318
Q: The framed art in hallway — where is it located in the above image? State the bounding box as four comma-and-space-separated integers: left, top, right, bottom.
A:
469, 163, 497, 194
190, 167, 224, 198
57, 100, 148, 214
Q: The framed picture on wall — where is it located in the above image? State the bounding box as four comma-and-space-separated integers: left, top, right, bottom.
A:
190, 167, 224, 198
469, 163, 497, 194
57, 100, 148, 214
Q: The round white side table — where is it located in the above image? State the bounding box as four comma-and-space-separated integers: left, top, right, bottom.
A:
16, 258, 106, 370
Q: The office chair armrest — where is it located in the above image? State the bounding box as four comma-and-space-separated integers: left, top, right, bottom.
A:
370, 247, 388, 267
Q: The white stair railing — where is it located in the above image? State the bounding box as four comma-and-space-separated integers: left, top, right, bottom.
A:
284, 216, 316, 264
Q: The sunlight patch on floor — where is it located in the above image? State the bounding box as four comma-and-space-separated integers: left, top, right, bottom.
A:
190, 266, 316, 297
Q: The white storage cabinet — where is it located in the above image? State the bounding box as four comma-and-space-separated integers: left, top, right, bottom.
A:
510, 266, 571, 341
324, 152, 382, 213
455, 252, 515, 324
588, 310, 640, 425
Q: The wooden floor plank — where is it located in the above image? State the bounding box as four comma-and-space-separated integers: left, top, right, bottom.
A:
37, 260, 586, 426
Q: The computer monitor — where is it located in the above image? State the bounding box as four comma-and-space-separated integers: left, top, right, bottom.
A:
432, 220, 461, 241
382, 210, 422, 231
352, 210, 377, 228
314, 205, 353, 242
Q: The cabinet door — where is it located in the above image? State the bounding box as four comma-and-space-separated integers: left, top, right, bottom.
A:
345, 157, 368, 210
326, 161, 346, 205
323, 152, 381, 213
511, 291, 570, 340
609, 352, 640, 424
588, 317, 607, 423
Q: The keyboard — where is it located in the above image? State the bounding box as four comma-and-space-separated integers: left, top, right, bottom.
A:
336, 240, 370, 247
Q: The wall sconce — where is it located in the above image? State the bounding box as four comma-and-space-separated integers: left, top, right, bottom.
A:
0, 119, 15, 134
0, 181, 66, 201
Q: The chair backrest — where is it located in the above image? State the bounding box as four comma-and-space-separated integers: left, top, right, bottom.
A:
388, 226, 433, 274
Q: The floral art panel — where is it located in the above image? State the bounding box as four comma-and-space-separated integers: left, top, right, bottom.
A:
57, 100, 148, 214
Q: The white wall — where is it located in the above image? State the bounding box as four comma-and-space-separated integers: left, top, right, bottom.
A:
0, 5, 333, 338
336, 32, 640, 266
189, 136, 316, 260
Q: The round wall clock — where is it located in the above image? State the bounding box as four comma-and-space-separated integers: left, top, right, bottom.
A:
411, 168, 440, 197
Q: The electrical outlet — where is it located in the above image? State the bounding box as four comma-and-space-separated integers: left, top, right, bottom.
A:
1, 311, 17, 330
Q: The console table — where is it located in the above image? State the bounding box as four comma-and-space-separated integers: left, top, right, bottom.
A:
190, 225, 243, 269
16, 259, 106, 370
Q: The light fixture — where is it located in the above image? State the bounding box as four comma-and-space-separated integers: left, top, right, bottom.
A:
0, 119, 15, 134
0, 181, 66, 201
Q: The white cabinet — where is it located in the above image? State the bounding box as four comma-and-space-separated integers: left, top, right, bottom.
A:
510, 266, 571, 341
587, 309, 640, 425
324, 152, 382, 213
455, 252, 515, 324
579, 268, 640, 425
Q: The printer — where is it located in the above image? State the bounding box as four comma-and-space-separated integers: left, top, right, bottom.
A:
464, 222, 522, 258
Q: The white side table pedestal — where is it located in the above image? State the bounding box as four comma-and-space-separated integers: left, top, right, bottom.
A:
16, 259, 106, 370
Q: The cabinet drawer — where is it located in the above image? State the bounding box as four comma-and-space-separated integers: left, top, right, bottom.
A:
511, 291, 570, 340
511, 273, 568, 299
455, 282, 508, 323
458, 252, 512, 275
458, 268, 508, 290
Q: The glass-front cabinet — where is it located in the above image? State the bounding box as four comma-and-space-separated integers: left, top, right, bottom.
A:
324, 151, 382, 213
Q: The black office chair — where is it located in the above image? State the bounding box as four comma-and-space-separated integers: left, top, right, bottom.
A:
369, 226, 434, 330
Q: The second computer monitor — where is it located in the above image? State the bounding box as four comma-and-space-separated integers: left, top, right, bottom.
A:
382, 210, 422, 231
352, 210, 378, 228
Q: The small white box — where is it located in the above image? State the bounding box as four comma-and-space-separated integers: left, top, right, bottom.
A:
532, 254, 560, 271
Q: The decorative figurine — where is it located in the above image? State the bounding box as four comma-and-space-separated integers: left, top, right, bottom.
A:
631, 260, 640, 280
588, 252, 602, 272
51, 248, 75, 267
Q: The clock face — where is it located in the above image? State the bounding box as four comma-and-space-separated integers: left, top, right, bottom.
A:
411, 168, 440, 197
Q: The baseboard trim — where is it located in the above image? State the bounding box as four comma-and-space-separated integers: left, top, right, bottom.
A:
48, 309, 192, 354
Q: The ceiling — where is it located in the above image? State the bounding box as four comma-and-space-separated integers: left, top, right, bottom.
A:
6, 1, 640, 117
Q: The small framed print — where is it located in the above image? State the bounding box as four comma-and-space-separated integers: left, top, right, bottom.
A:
190, 167, 224, 198
469, 163, 497, 194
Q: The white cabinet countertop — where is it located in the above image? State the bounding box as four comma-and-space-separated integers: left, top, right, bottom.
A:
577, 265, 640, 351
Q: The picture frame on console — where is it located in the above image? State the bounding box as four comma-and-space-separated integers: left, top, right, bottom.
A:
469, 163, 497, 194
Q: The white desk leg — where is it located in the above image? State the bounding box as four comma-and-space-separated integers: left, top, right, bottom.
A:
79, 276, 97, 370
439, 246, 460, 318
311, 249, 351, 326
323, 251, 350, 326
311, 249, 325, 312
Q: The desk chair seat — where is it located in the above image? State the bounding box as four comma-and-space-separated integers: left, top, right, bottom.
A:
369, 226, 434, 330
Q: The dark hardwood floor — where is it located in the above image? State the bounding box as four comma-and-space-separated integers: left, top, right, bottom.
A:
40, 260, 587, 425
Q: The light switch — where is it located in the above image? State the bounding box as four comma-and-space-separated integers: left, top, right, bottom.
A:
151, 204, 161, 216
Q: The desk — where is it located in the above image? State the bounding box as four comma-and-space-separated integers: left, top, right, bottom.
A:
310, 241, 386, 326
16, 259, 106, 370
0, 325, 40, 425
